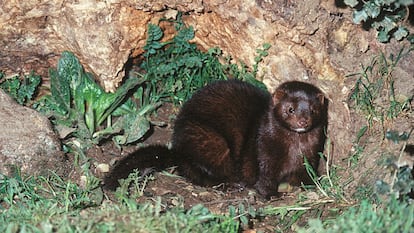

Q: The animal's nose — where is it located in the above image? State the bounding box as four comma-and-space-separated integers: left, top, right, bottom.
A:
297, 119, 309, 128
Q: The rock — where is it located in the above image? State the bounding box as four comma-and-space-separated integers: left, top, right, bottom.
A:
0, 0, 152, 92
0, 0, 375, 92
0, 89, 67, 177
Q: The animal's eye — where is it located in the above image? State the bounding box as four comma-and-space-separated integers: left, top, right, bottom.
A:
288, 107, 295, 114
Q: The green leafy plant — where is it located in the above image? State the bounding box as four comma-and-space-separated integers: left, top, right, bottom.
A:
140, 22, 228, 105
0, 71, 41, 105
227, 203, 264, 229
343, 0, 414, 43
137, 15, 269, 106
349, 48, 412, 128
112, 169, 154, 203
34, 51, 146, 148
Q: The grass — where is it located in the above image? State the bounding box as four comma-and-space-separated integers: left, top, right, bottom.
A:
0, 169, 239, 233
348, 47, 412, 130
300, 197, 414, 233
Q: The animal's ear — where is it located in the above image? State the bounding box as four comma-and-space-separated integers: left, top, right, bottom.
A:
272, 88, 286, 104
317, 93, 325, 105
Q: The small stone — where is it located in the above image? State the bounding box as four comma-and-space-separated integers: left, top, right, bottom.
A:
96, 163, 110, 173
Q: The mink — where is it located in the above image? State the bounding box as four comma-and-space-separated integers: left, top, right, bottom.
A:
103, 79, 328, 198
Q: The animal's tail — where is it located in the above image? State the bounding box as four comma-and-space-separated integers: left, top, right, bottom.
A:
103, 145, 177, 190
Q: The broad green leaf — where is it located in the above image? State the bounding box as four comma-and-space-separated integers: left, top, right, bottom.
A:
248, 206, 257, 218
112, 104, 159, 145
95, 77, 143, 126
377, 28, 391, 42
401, 0, 414, 4
57, 51, 83, 98
55, 51, 88, 116
82, 73, 105, 111
364, 2, 381, 18
228, 205, 236, 217
80, 72, 106, 133
393, 26, 408, 41
73, 73, 91, 116
49, 68, 70, 115
93, 92, 116, 126
112, 99, 137, 116
240, 215, 249, 226
113, 114, 151, 145
85, 101, 96, 135
353, 9, 369, 23
380, 16, 397, 29
344, 0, 359, 7
34, 96, 65, 119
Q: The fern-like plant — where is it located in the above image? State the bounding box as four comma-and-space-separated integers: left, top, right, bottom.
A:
0, 72, 41, 105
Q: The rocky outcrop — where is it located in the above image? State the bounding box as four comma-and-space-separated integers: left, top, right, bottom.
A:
0, 89, 67, 176
0, 0, 373, 90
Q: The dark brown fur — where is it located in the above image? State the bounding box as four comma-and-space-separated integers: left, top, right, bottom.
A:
104, 80, 328, 198
254, 81, 328, 197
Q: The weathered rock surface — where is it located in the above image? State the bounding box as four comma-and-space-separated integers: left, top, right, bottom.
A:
0, 0, 374, 91
0, 89, 67, 176
0, 0, 153, 92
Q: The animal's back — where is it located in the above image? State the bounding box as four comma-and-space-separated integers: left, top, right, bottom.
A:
172, 80, 270, 186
